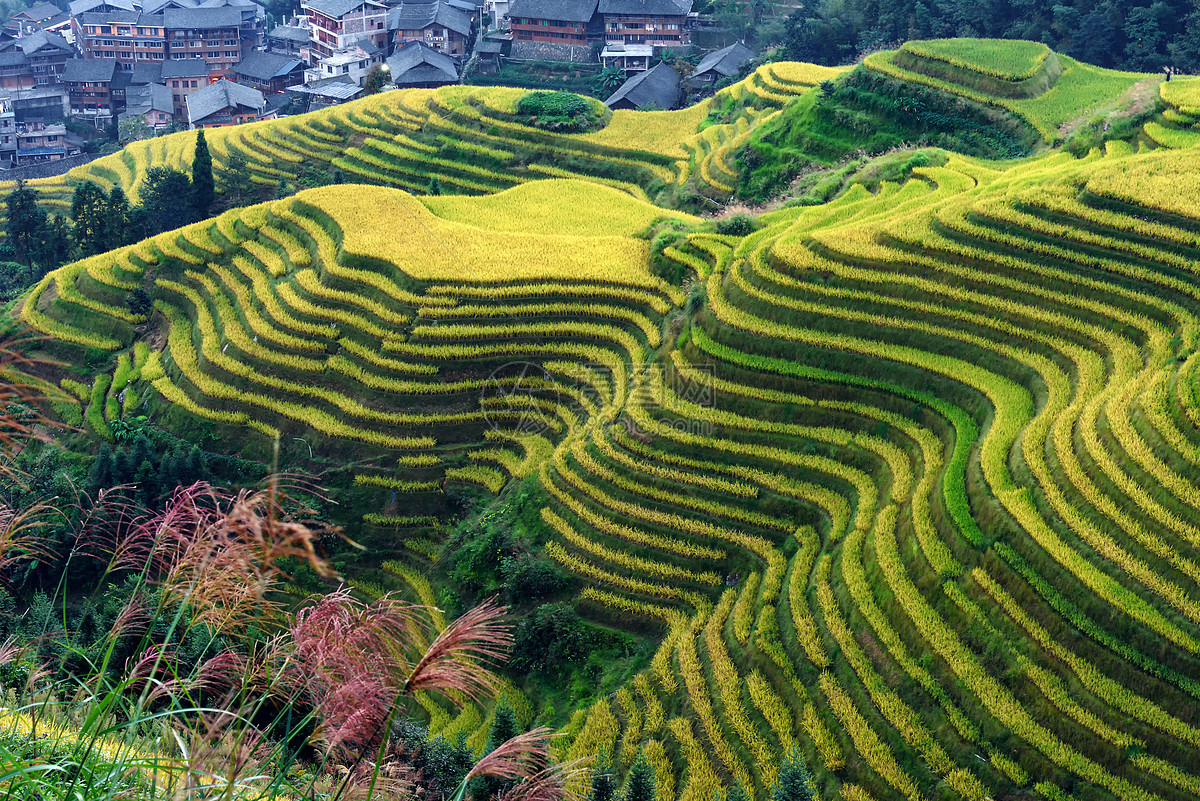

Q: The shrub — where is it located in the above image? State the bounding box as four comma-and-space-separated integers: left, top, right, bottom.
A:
716, 214, 756, 236
515, 91, 596, 132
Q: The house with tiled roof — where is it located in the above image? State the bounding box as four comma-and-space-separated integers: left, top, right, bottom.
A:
686, 41, 753, 88
385, 39, 457, 87
63, 57, 130, 116
598, 0, 689, 46
5, 2, 72, 38
186, 76, 263, 126
505, 0, 599, 61
389, 1, 473, 55
605, 60, 677, 109
234, 49, 302, 91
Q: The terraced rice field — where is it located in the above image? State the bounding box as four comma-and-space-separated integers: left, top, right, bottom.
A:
0, 64, 825, 225
22, 95, 1200, 801
869, 42, 1157, 143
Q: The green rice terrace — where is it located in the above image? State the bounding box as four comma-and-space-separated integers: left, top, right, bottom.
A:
8, 38, 1200, 801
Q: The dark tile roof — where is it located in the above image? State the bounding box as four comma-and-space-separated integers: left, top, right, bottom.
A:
505, 0, 596, 23
267, 23, 308, 41
62, 57, 117, 82
163, 5, 242, 28
141, 0, 193, 15
130, 61, 164, 83
605, 61, 678, 109
691, 41, 753, 78
161, 56, 210, 76
304, 0, 383, 19
13, 10, 71, 32
125, 80, 173, 113
11, 3, 62, 22
79, 10, 141, 23
187, 77, 262, 122
385, 39, 457, 84
598, 0, 688, 14
69, 0, 137, 17
0, 50, 28, 66
234, 49, 301, 80
16, 29, 72, 54
388, 1, 472, 37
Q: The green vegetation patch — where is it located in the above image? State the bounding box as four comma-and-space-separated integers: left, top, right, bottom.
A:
515, 91, 604, 132
735, 67, 1033, 201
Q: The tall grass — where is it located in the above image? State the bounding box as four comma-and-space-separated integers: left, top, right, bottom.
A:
0, 348, 586, 800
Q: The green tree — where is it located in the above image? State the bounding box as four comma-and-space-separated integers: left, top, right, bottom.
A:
118, 116, 151, 143
106, 187, 136, 250
623, 753, 656, 801
88, 444, 117, 494
486, 698, 520, 751
427, 175, 442, 196
588, 750, 617, 801
223, 150, 254, 205
362, 63, 389, 95
1124, 2, 1170, 71
771, 747, 815, 801
593, 65, 626, 94
192, 128, 215, 219
5, 180, 44, 266
274, 177, 292, 199
476, 697, 522, 799
34, 214, 71, 271
139, 167, 193, 234
72, 180, 110, 257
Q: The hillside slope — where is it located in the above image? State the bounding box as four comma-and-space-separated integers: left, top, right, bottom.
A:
21, 138, 1200, 799
13, 40, 1200, 801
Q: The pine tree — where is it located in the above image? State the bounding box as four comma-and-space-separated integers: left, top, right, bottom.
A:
224, 150, 253, 205
623, 753, 655, 801
771, 747, 815, 801
274, 177, 292, 199
187, 445, 208, 484
588, 750, 617, 801
427, 175, 442, 196
34, 214, 71, 272
6, 180, 45, 266
486, 698, 520, 750
106, 187, 135, 250
72, 180, 110, 257
192, 128, 216, 218
134, 459, 158, 505
478, 698, 522, 799
88, 444, 117, 494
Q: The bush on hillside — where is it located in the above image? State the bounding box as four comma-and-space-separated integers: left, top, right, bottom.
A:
515, 91, 597, 132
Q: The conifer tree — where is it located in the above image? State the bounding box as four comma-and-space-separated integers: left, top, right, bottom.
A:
192, 128, 215, 218
106, 187, 135, 250
71, 180, 110, 257
6, 180, 45, 266
88, 444, 116, 494
478, 697, 521, 799
588, 750, 617, 801
623, 753, 656, 801
771, 747, 815, 801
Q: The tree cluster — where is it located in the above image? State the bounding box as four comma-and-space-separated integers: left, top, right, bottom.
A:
783, 0, 1200, 73
4, 130, 220, 281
